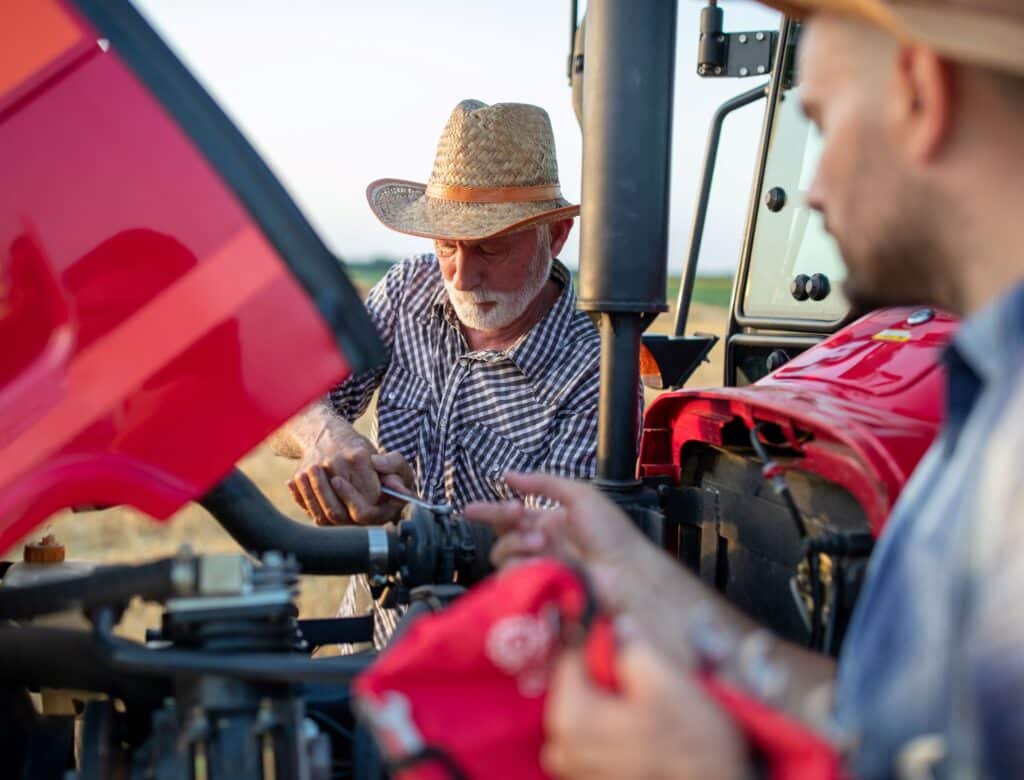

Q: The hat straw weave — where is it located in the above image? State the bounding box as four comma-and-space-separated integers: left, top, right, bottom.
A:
367, 100, 578, 242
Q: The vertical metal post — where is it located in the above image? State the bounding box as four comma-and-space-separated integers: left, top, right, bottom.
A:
567, 0, 579, 84
674, 84, 768, 336
578, 0, 678, 489
596, 313, 644, 485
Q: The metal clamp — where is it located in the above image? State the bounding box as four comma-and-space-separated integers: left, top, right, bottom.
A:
366, 527, 390, 588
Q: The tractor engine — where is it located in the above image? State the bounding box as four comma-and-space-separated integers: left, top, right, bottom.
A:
639, 307, 955, 654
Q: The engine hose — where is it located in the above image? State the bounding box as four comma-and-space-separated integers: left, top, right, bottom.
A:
92, 608, 374, 683
199, 469, 398, 575
0, 625, 170, 706
0, 557, 179, 621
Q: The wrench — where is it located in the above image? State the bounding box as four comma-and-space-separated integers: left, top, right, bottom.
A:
380, 486, 453, 516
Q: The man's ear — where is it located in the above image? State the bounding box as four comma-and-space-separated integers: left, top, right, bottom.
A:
891, 45, 957, 164
546, 218, 574, 257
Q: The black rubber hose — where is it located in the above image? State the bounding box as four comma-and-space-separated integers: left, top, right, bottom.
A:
92, 609, 373, 683
0, 626, 170, 706
0, 558, 179, 621
199, 469, 397, 575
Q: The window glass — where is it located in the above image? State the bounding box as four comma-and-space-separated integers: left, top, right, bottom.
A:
742, 86, 848, 321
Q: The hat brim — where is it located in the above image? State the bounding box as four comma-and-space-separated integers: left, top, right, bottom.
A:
366, 178, 580, 242
760, 0, 1024, 77
758, 0, 903, 32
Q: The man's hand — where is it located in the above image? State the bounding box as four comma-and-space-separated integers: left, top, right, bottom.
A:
470, 471, 839, 727
542, 642, 750, 780
327, 451, 416, 527
287, 424, 413, 526
464, 471, 661, 615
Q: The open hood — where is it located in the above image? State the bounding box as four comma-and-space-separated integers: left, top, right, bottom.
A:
0, 0, 384, 552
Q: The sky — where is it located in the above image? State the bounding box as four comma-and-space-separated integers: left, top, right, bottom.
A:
133, 1, 781, 274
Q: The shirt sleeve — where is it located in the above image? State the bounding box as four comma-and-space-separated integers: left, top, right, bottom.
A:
328, 261, 408, 422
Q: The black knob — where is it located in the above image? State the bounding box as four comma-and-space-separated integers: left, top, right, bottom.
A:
766, 349, 791, 372
807, 273, 831, 301
790, 274, 810, 301
765, 187, 787, 213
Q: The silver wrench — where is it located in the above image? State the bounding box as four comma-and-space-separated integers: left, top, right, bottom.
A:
380, 486, 453, 516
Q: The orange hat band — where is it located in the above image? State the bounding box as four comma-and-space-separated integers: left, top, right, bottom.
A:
424, 183, 563, 204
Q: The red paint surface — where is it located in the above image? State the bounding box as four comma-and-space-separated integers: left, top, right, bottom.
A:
0, 5, 352, 553
640, 308, 956, 535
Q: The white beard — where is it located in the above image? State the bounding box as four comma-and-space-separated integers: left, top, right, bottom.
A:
444, 253, 553, 332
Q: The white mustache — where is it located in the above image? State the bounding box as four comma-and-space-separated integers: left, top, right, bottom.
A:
448, 288, 517, 306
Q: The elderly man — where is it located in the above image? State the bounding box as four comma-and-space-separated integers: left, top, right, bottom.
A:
273, 100, 600, 645
467, 1, 1024, 777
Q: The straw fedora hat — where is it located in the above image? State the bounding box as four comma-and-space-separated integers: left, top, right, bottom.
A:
760, 0, 1024, 78
366, 100, 579, 242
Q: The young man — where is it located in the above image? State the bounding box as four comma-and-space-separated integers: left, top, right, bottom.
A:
468, 1, 1024, 776
273, 100, 600, 645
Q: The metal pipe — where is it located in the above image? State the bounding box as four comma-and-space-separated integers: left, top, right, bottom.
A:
0, 557, 180, 621
578, 0, 678, 486
674, 84, 768, 336
567, 0, 579, 84
596, 314, 644, 487
578, 0, 677, 314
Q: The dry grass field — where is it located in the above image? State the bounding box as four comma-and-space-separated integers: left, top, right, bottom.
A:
6, 290, 728, 643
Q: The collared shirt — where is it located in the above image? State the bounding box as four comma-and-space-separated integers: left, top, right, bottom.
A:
833, 283, 1024, 778
329, 254, 601, 644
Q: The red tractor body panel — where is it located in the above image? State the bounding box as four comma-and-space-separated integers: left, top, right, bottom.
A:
0, 1, 353, 552
640, 308, 956, 534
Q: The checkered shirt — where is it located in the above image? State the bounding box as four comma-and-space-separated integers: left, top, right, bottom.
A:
329, 254, 600, 646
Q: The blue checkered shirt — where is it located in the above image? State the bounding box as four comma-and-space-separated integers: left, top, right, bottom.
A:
834, 283, 1024, 778
329, 254, 600, 644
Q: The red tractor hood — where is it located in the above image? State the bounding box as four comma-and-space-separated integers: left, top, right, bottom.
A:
640, 308, 957, 535
0, 1, 383, 552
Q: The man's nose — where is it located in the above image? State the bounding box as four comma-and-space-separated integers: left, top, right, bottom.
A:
804, 172, 825, 215
451, 246, 485, 291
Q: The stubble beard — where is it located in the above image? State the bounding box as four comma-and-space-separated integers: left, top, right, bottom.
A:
836, 187, 956, 315
828, 141, 957, 314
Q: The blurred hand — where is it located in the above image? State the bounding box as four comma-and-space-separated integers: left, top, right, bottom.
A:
542, 642, 750, 780
464, 471, 653, 614
287, 428, 413, 526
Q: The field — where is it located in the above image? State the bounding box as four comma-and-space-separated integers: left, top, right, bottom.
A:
9, 272, 730, 642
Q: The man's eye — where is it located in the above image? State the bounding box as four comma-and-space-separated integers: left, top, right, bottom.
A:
436, 244, 456, 257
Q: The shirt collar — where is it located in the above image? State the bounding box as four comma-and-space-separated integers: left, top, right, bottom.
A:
942, 282, 1024, 445
431, 259, 578, 381
949, 282, 1024, 386
506, 260, 576, 380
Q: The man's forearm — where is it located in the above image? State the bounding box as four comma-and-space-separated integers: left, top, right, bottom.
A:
620, 538, 836, 729
269, 401, 359, 459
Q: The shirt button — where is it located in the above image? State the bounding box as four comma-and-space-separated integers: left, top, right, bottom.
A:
489, 468, 501, 479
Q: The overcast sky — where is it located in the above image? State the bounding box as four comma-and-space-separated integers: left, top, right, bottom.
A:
134, 1, 781, 274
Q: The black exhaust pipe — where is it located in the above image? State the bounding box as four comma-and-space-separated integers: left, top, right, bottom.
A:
578, 0, 678, 489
